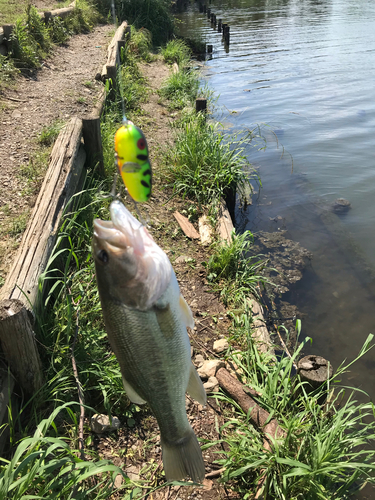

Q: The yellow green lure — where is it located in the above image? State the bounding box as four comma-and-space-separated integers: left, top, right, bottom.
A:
114, 122, 152, 203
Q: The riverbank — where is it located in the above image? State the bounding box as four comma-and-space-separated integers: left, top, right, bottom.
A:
1, 7, 375, 498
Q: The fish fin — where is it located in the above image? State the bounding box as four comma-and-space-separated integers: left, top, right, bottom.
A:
179, 294, 195, 329
187, 362, 207, 406
122, 376, 146, 405
161, 427, 205, 483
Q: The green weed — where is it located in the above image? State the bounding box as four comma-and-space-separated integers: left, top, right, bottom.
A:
95, 0, 175, 46
9, 211, 29, 236
160, 39, 191, 66
0, 55, 19, 83
158, 67, 199, 110
207, 229, 271, 306
164, 114, 257, 208
38, 120, 63, 146
0, 403, 126, 499
213, 328, 375, 499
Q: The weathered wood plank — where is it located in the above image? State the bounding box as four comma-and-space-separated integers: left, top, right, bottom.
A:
0, 300, 43, 394
102, 21, 127, 83
0, 117, 85, 309
174, 211, 200, 239
217, 199, 234, 243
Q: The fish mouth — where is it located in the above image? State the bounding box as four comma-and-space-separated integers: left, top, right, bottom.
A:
93, 219, 129, 253
93, 200, 145, 255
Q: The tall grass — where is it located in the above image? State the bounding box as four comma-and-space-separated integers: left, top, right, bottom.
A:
158, 68, 199, 110
207, 229, 271, 306
164, 114, 257, 208
94, 0, 175, 46
212, 326, 375, 499
0, 403, 126, 499
160, 39, 192, 66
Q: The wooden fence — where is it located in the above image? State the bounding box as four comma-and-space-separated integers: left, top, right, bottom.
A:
0, 20, 127, 447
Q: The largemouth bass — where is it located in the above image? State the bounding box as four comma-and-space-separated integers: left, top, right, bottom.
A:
93, 200, 206, 482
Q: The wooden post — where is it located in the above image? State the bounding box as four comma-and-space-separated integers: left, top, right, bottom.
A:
0, 300, 43, 394
221, 23, 227, 37
207, 8, 211, 18
199, 3, 203, 12
2, 25, 14, 50
195, 97, 207, 113
217, 19, 222, 32
82, 115, 104, 176
297, 355, 333, 390
102, 21, 127, 87
224, 25, 230, 43
203, 4, 206, 13
0, 118, 85, 310
207, 44, 213, 53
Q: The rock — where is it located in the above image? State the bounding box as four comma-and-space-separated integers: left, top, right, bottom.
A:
332, 198, 351, 214
194, 354, 205, 367
90, 414, 121, 434
198, 215, 213, 246
203, 376, 219, 393
213, 338, 229, 353
125, 465, 139, 481
197, 359, 225, 379
175, 255, 192, 264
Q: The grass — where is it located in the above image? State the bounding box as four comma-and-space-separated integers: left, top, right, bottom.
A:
0, 403, 126, 499
38, 120, 63, 146
158, 67, 199, 110
95, 0, 175, 47
206, 229, 271, 306
5, 1, 99, 70
160, 39, 192, 66
163, 113, 258, 209
212, 326, 375, 499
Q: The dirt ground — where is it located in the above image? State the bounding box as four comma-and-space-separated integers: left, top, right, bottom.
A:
0, 24, 113, 282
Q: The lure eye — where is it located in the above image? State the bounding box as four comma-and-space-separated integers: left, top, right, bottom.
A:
137, 138, 146, 150
98, 249, 109, 263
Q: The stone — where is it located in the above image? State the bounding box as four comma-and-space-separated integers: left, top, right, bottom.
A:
90, 414, 121, 434
197, 359, 225, 379
213, 338, 229, 353
203, 376, 219, 393
198, 215, 213, 246
332, 198, 351, 214
194, 354, 205, 367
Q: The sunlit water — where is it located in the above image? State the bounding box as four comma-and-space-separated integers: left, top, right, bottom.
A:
176, 0, 375, 408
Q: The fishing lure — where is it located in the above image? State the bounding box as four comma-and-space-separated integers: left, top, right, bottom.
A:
114, 122, 152, 203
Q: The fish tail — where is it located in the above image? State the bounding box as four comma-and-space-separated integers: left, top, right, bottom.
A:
161, 427, 205, 483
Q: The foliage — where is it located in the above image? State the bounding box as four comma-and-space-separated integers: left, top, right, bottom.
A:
38, 120, 63, 146
64, 0, 100, 34
0, 54, 19, 83
9, 1, 99, 68
161, 38, 191, 66
207, 230, 271, 305
164, 113, 257, 207
213, 328, 375, 499
128, 26, 154, 62
94, 0, 175, 46
0, 403, 126, 499
158, 66, 199, 109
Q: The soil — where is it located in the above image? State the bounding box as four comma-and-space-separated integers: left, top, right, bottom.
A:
0, 24, 113, 282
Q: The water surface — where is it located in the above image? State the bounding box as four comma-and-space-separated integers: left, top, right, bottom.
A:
176, 0, 375, 400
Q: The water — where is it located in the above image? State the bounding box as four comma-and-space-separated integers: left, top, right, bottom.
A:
176, 0, 375, 400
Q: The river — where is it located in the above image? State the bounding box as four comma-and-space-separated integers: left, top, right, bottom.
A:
176, 0, 375, 404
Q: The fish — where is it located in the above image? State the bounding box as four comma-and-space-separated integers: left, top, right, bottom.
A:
92, 200, 206, 482
114, 122, 152, 203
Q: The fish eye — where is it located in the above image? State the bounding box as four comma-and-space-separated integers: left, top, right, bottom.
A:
98, 249, 109, 263
137, 138, 146, 150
